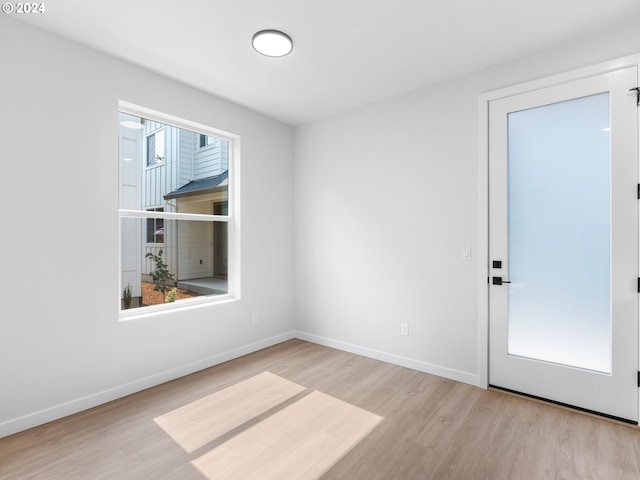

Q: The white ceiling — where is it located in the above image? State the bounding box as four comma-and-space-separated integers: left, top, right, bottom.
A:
16, 0, 640, 125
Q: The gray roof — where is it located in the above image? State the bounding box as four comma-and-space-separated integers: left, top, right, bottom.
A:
163, 171, 228, 199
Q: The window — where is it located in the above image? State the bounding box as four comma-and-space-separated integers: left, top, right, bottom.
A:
199, 134, 215, 148
146, 129, 165, 166
146, 208, 164, 244
119, 105, 238, 314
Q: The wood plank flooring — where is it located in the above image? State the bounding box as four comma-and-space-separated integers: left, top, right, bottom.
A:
2, 339, 640, 479
192, 389, 382, 479
154, 371, 306, 454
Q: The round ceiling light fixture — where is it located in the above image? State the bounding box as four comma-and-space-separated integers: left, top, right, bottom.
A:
252, 29, 293, 57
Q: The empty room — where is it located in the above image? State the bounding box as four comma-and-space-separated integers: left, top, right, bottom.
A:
3, 1, 640, 478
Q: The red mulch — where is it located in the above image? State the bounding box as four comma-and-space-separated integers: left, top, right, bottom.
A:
141, 281, 200, 306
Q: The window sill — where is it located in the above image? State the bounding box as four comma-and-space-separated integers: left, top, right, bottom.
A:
118, 293, 237, 321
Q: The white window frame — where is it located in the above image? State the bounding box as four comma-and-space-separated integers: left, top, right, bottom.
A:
119, 101, 241, 319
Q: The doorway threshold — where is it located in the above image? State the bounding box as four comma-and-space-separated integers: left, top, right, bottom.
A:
489, 384, 638, 427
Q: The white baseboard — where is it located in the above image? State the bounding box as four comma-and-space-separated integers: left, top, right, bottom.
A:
295, 331, 480, 387
0, 331, 296, 439
2, 330, 479, 439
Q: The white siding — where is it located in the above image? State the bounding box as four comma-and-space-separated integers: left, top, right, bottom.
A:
143, 166, 165, 207
119, 135, 140, 210
141, 124, 181, 277
119, 116, 142, 299
121, 218, 142, 298
177, 200, 214, 280
143, 242, 175, 284
177, 222, 213, 280
193, 138, 229, 179
220, 140, 229, 173
179, 129, 194, 187
140, 125, 227, 281
142, 123, 180, 209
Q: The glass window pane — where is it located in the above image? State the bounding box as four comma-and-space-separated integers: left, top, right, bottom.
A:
118, 113, 229, 213
121, 217, 228, 311
507, 92, 611, 373
119, 109, 234, 313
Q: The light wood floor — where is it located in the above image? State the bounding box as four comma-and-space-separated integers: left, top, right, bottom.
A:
2, 339, 640, 479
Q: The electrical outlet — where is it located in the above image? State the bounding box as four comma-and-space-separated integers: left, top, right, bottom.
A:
401, 323, 409, 336
252, 313, 259, 324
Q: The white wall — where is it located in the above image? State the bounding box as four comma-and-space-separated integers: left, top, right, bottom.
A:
293, 23, 640, 386
4, 13, 640, 439
0, 16, 295, 437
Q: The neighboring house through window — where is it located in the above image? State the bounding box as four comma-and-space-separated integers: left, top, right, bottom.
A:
118, 104, 237, 314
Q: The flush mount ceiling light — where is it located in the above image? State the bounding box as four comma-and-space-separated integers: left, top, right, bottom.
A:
252, 29, 293, 57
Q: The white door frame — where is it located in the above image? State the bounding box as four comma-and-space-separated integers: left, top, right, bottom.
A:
477, 53, 640, 394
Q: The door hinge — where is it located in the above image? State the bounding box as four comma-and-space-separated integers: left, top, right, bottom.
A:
631, 87, 640, 106
637, 278, 640, 293
637, 371, 640, 388
637, 184, 640, 199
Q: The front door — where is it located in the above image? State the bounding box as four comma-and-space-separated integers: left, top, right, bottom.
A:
488, 67, 638, 423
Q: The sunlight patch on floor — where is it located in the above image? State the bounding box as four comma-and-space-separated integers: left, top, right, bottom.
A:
154, 371, 383, 479
154, 371, 306, 453
191, 389, 383, 480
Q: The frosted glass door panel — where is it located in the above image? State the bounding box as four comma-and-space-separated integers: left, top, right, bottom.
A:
507, 93, 611, 373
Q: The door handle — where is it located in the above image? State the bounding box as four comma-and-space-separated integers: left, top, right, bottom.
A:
492, 277, 511, 285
